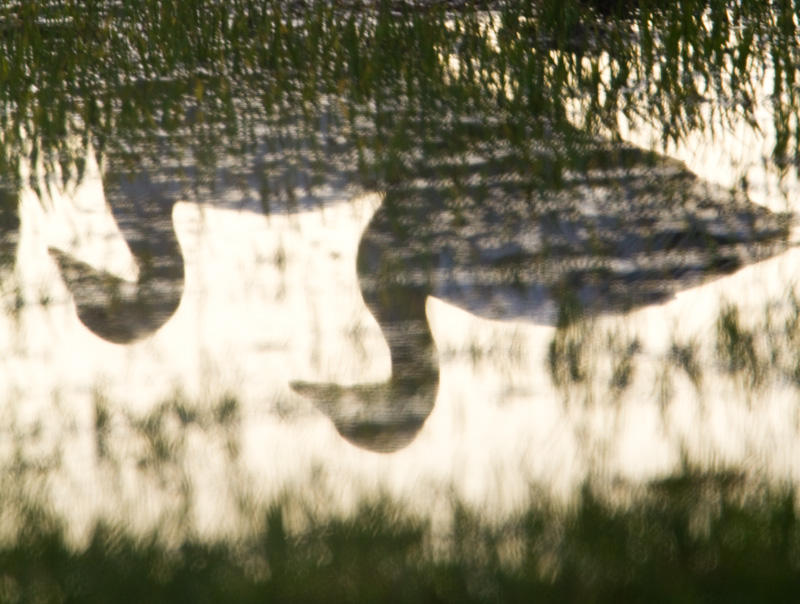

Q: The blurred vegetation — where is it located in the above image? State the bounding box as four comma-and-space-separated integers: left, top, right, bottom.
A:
1, 0, 799, 190
0, 470, 798, 603
3, 383, 800, 601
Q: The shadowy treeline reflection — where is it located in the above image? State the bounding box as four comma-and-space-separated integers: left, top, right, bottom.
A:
2, 1, 800, 452
1, 470, 797, 603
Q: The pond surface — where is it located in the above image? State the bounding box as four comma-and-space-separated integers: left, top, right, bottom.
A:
2, 1, 800, 600
9, 80, 800, 523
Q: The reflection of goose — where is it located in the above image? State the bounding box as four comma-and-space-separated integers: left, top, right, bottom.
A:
293, 121, 792, 453
49, 99, 359, 344
49, 166, 184, 344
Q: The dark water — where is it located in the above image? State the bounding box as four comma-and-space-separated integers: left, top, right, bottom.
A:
2, 1, 800, 601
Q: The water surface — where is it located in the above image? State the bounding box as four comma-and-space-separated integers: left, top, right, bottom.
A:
2, 1, 800, 599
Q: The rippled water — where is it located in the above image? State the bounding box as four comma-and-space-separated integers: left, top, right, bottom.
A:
2, 2, 800, 599
1, 74, 798, 542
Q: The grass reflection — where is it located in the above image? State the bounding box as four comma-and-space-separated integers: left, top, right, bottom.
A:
0, 471, 797, 603
716, 303, 763, 388
2, 0, 799, 184
669, 336, 703, 391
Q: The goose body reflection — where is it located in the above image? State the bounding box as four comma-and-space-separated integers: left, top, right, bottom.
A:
293, 120, 792, 453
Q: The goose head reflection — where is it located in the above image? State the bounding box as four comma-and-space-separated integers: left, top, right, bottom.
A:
292, 283, 439, 453
292, 130, 792, 453
49, 167, 184, 344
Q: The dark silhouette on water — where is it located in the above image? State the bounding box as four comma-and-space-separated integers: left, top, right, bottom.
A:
292, 118, 792, 453
47, 97, 361, 344
32, 96, 792, 453
48, 165, 185, 344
